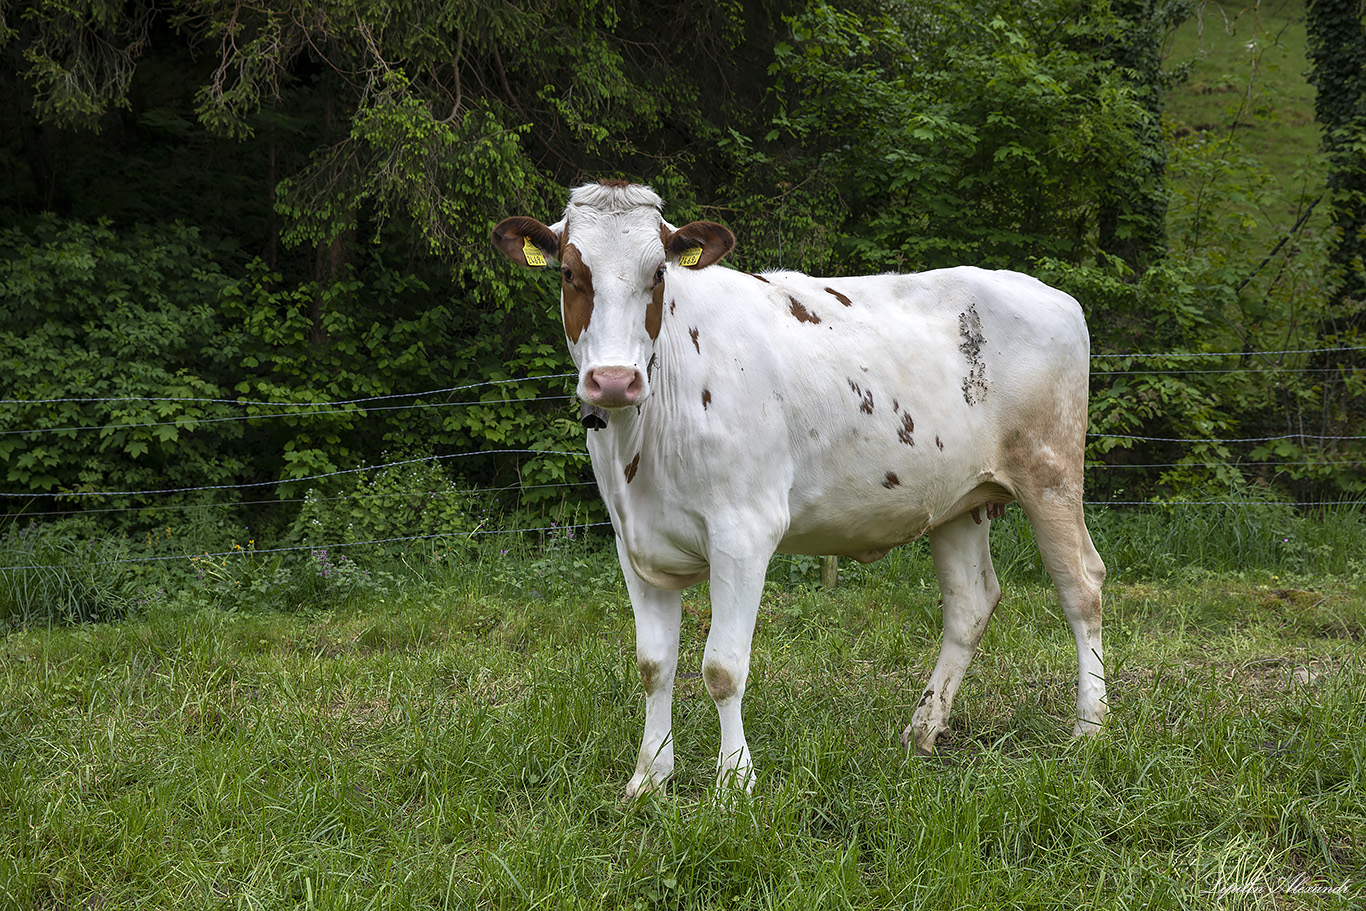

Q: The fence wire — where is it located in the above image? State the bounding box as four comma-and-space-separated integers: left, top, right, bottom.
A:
1, 346, 1362, 572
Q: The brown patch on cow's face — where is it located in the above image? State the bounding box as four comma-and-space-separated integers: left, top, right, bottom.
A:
689, 327, 700, 353
647, 282, 664, 340
703, 662, 738, 701
624, 452, 641, 483
898, 413, 915, 446
824, 286, 852, 307
788, 297, 822, 324
702, 389, 712, 410
560, 243, 595, 343
882, 472, 901, 489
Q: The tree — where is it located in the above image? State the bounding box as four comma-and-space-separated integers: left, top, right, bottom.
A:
1305, 0, 1366, 432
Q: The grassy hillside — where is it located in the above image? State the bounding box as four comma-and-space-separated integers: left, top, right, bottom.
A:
1164, 0, 1326, 257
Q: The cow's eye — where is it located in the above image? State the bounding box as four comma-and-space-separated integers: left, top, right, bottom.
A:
562, 267, 574, 284
653, 265, 666, 286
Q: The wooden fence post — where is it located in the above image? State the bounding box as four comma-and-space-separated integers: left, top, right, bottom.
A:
821, 555, 838, 590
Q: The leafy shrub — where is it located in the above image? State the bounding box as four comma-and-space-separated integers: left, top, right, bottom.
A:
0, 218, 244, 507
287, 454, 482, 550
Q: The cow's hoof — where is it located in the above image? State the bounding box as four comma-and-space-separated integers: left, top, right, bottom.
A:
902, 721, 939, 755
713, 765, 756, 798
1072, 717, 1105, 738
623, 772, 670, 801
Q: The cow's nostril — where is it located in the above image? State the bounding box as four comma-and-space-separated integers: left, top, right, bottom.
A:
586, 367, 643, 408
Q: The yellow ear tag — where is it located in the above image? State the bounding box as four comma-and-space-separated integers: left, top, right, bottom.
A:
522, 236, 546, 267
678, 246, 703, 268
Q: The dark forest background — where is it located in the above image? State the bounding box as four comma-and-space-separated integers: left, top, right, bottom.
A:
2, 0, 1363, 546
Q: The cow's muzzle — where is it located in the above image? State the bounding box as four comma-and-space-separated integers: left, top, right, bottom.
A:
583, 366, 643, 408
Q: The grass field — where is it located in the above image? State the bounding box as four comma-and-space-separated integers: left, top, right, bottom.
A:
2, 512, 1363, 910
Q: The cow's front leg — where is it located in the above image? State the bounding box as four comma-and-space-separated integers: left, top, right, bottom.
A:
702, 544, 770, 794
618, 537, 683, 800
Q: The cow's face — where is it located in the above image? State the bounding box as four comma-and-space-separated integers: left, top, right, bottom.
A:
493, 183, 733, 415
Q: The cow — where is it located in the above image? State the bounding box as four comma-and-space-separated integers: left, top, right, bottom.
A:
492, 180, 1106, 798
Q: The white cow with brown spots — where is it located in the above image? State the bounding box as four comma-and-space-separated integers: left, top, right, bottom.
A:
493, 181, 1106, 797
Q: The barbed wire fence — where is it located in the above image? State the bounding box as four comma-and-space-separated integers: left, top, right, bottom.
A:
1, 347, 1364, 574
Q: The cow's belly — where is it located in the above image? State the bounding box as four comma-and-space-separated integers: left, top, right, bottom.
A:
778, 475, 1015, 563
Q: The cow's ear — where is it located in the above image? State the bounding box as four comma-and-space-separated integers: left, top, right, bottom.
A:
492, 216, 560, 268
665, 221, 735, 269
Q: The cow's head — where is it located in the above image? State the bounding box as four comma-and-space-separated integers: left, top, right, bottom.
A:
493, 182, 734, 417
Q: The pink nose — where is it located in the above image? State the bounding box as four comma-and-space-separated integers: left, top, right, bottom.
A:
584, 366, 643, 408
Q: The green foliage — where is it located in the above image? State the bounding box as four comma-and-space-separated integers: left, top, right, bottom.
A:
0, 218, 244, 506
761, 0, 1151, 271
1307, 0, 1366, 337
0, 0, 1360, 528
187, 543, 392, 613
287, 454, 481, 549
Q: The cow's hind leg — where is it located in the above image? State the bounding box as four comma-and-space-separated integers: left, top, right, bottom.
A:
904, 511, 1002, 753
618, 537, 683, 799
1019, 493, 1107, 737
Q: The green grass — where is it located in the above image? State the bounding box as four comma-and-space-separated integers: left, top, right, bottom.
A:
2, 519, 1363, 910
1166, 0, 1321, 182
1164, 0, 1328, 260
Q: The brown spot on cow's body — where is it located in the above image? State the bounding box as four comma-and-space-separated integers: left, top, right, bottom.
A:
702, 389, 712, 410
958, 303, 990, 405
935, 436, 944, 451
847, 379, 875, 414
882, 472, 901, 489
560, 243, 595, 343
624, 453, 641, 483
703, 663, 738, 702
898, 412, 915, 446
788, 297, 822, 324
824, 286, 853, 306
689, 327, 700, 353
751, 273, 770, 284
